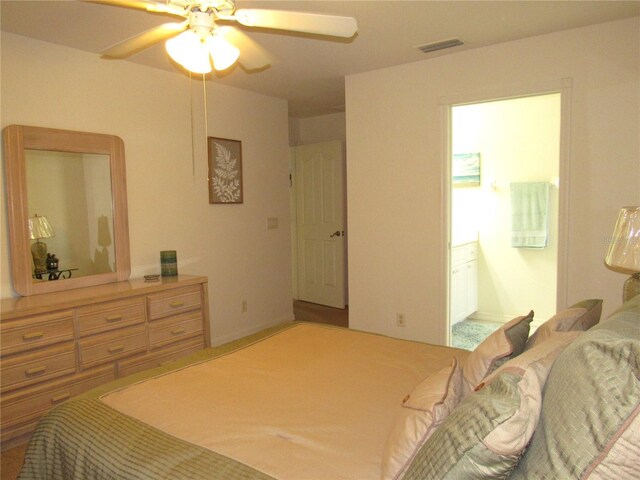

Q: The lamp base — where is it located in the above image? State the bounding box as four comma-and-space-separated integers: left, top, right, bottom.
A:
623, 273, 640, 303
31, 240, 47, 273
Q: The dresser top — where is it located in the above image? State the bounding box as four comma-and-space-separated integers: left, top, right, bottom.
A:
1, 275, 208, 320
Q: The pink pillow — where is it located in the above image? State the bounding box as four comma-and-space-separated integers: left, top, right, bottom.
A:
525, 308, 587, 350
381, 358, 463, 480
462, 311, 533, 395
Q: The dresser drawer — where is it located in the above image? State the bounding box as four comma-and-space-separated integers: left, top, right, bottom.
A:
79, 325, 147, 370
1, 366, 114, 433
0, 310, 74, 356
77, 297, 145, 337
148, 311, 203, 350
1, 343, 76, 393
118, 337, 204, 378
147, 285, 202, 321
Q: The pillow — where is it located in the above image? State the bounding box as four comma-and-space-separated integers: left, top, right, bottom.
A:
526, 300, 603, 350
481, 330, 581, 389
568, 298, 603, 330
401, 329, 564, 480
381, 358, 463, 480
510, 313, 640, 480
461, 311, 533, 395
525, 307, 587, 350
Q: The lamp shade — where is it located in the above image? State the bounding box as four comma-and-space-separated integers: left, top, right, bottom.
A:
165, 29, 239, 74
605, 206, 640, 274
207, 34, 240, 71
28, 215, 55, 240
166, 30, 212, 74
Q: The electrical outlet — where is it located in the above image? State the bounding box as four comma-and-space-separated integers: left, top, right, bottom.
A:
397, 313, 406, 327
242, 300, 248, 313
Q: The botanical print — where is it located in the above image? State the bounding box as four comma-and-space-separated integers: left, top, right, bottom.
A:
208, 137, 243, 204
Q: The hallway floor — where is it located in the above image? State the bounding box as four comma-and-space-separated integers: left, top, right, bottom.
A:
293, 300, 348, 328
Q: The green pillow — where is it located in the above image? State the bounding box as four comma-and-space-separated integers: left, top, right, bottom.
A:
510, 313, 640, 479
404, 327, 565, 480
566, 298, 603, 330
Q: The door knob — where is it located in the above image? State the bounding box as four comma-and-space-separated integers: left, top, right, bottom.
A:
330, 230, 342, 238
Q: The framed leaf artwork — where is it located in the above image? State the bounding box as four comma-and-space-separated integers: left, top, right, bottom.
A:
208, 137, 243, 204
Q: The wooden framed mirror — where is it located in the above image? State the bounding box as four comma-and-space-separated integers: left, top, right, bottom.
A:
3, 125, 130, 296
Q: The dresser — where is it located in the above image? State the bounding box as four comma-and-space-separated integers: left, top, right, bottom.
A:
0, 274, 210, 449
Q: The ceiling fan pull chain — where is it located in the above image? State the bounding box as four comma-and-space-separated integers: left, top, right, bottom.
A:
202, 74, 209, 179
189, 71, 196, 179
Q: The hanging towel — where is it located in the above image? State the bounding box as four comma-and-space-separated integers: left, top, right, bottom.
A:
510, 182, 550, 248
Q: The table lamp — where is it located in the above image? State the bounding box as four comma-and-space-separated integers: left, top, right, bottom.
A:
28, 214, 55, 273
605, 206, 640, 302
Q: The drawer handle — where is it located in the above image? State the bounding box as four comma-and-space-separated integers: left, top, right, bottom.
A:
169, 301, 185, 308
106, 314, 123, 322
51, 393, 71, 404
171, 328, 186, 336
25, 366, 47, 376
108, 345, 125, 354
22, 331, 45, 341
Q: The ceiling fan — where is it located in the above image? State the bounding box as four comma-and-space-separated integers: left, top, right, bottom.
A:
88, 0, 358, 74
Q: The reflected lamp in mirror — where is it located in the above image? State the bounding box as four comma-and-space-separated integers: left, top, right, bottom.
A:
605, 206, 640, 302
28, 214, 55, 273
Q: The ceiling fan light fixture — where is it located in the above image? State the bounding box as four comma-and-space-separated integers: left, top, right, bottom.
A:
206, 34, 240, 71
166, 30, 212, 74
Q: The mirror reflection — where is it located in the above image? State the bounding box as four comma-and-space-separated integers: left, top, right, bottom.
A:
25, 149, 115, 282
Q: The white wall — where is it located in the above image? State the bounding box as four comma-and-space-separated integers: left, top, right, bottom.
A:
346, 18, 640, 344
0, 33, 293, 345
289, 112, 346, 146
452, 95, 560, 324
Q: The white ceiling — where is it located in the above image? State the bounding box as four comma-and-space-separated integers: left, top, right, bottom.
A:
2, 1, 639, 117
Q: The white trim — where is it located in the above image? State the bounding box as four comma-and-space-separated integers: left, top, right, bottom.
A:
556, 80, 573, 311
289, 148, 299, 300
440, 102, 453, 347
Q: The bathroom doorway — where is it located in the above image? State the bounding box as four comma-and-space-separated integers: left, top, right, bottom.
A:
449, 93, 562, 349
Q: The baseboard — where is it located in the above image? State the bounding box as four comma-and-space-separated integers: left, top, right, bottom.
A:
469, 311, 544, 330
468, 311, 512, 324
211, 314, 295, 346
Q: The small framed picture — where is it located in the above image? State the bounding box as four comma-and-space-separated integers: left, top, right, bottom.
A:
208, 137, 243, 204
452, 153, 481, 187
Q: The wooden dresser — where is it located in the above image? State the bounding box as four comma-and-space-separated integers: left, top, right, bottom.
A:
0, 274, 210, 449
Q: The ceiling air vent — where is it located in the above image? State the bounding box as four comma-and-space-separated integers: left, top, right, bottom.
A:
416, 38, 464, 54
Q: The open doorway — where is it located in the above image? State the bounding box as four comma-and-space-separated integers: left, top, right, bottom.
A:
449, 93, 562, 350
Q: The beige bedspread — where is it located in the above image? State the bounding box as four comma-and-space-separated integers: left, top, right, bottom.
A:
102, 323, 468, 480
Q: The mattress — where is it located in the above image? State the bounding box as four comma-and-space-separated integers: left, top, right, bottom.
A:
19, 322, 469, 480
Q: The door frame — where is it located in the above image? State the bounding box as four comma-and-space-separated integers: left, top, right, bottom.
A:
439, 78, 573, 345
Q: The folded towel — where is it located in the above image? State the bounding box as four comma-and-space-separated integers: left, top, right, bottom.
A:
510, 182, 549, 248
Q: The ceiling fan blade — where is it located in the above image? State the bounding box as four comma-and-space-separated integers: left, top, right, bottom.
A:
84, 0, 185, 17
101, 21, 189, 58
231, 9, 358, 38
218, 27, 271, 71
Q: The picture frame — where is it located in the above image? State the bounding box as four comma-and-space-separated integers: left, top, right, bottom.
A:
452, 152, 481, 187
208, 137, 243, 204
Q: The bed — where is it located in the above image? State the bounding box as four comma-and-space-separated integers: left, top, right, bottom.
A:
17, 296, 640, 480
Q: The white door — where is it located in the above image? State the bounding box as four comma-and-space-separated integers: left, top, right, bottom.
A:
294, 141, 345, 308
